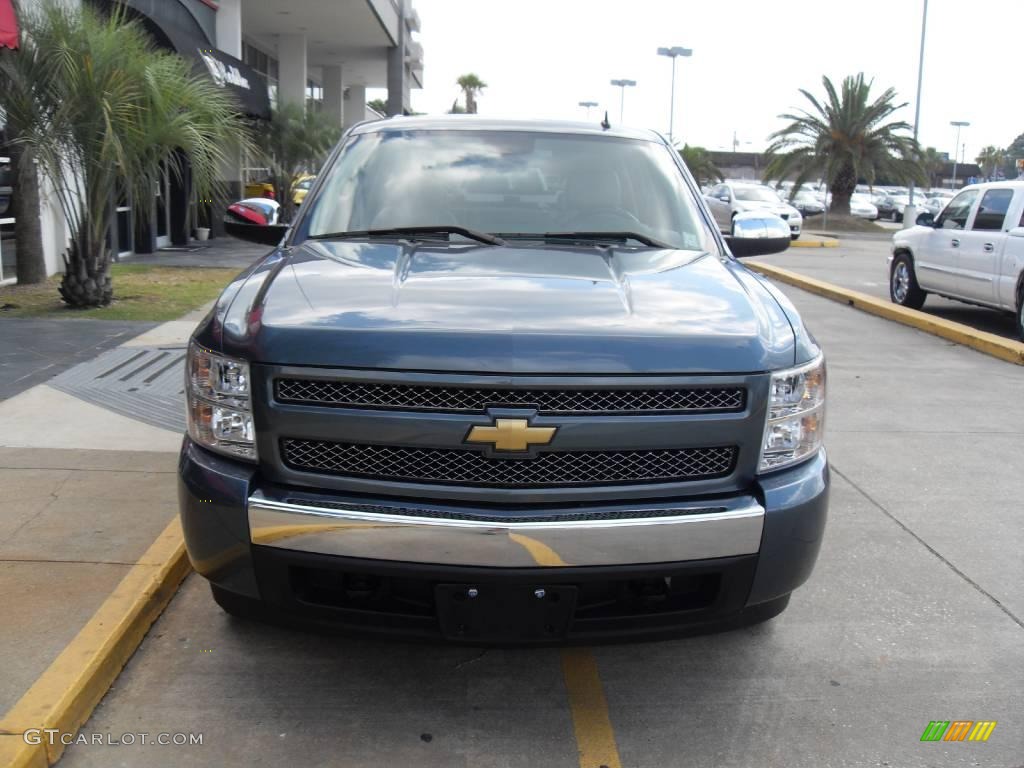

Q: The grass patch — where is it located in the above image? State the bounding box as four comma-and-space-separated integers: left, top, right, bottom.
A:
0, 264, 239, 321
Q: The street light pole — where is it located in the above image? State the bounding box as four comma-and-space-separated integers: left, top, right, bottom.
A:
578, 100, 598, 119
950, 120, 969, 189
609, 79, 636, 124
657, 46, 692, 143
905, 0, 928, 226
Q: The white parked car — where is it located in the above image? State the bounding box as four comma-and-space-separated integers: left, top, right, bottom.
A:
889, 181, 1024, 338
849, 193, 879, 220
705, 181, 803, 240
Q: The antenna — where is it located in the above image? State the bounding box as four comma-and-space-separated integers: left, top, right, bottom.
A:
600, 111, 611, 130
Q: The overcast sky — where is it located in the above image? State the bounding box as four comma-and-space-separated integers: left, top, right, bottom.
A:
393, 0, 1021, 163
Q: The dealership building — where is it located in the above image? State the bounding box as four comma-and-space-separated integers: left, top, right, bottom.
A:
0, 0, 424, 282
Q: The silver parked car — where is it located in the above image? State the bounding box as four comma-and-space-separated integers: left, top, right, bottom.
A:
705, 181, 803, 240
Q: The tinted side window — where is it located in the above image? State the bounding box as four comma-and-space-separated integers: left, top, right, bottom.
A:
971, 189, 1013, 231
936, 189, 979, 230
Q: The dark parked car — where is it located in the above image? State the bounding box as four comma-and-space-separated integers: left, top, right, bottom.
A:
182, 117, 828, 643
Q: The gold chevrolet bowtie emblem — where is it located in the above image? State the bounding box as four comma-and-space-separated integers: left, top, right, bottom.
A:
465, 418, 557, 452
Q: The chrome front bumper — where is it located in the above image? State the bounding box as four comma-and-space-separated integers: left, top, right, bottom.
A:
247, 492, 765, 568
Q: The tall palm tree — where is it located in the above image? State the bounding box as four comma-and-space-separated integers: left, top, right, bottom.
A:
0, 1, 251, 306
975, 145, 1005, 180
253, 103, 341, 223
764, 73, 924, 216
677, 144, 722, 187
456, 73, 487, 114
918, 146, 946, 188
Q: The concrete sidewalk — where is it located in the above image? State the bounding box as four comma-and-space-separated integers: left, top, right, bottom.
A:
0, 315, 190, 722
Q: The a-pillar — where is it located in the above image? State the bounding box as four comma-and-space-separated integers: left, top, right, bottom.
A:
278, 34, 308, 109
323, 65, 344, 127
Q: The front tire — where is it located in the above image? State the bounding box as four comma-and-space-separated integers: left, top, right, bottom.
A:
890, 253, 926, 309
1016, 290, 1024, 341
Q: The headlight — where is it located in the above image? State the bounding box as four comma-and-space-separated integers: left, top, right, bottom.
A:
186, 342, 257, 461
758, 355, 825, 473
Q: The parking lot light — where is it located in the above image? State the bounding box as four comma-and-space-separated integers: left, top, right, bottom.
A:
657, 46, 692, 142
609, 79, 636, 124
578, 100, 598, 119
950, 121, 970, 189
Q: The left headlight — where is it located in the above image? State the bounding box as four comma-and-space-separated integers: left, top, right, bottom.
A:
185, 342, 257, 462
758, 355, 825, 473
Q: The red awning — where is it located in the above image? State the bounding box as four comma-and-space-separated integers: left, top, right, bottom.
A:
0, 0, 19, 50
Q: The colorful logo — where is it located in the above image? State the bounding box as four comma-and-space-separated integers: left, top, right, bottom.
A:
920, 721, 997, 742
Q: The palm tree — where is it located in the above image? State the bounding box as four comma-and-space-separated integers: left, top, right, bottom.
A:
0, 1, 251, 306
975, 146, 1005, 180
918, 146, 946, 188
0, 1, 46, 284
253, 103, 341, 223
456, 73, 487, 114
764, 74, 924, 216
677, 144, 722, 187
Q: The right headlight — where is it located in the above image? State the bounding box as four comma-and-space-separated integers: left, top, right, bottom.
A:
758, 355, 825, 473
185, 342, 257, 462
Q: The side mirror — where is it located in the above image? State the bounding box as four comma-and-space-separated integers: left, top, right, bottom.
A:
1008, 226, 1024, 238
224, 220, 290, 246
915, 211, 935, 227
725, 211, 791, 257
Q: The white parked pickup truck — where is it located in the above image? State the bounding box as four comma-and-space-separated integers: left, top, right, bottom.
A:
889, 181, 1024, 339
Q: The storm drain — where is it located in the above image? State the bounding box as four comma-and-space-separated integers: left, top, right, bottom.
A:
48, 345, 187, 433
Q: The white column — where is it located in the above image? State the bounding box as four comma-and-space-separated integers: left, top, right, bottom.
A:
344, 85, 367, 129
278, 34, 308, 109
215, 0, 242, 58
323, 65, 344, 126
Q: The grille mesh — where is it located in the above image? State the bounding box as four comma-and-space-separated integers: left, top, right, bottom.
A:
281, 439, 737, 487
275, 379, 745, 414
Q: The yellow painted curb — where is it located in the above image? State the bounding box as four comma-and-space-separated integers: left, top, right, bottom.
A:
0, 735, 47, 768
0, 518, 190, 766
748, 262, 1024, 365
790, 237, 839, 248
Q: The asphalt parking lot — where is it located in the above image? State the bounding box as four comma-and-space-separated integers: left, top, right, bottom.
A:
754, 232, 1022, 340
56, 282, 1024, 768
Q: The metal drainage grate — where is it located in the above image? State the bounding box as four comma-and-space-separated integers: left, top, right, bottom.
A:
281, 439, 738, 488
275, 378, 746, 415
48, 345, 186, 432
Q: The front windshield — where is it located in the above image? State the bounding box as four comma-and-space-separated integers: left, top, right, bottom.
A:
304, 129, 715, 251
733, 186, 780, 203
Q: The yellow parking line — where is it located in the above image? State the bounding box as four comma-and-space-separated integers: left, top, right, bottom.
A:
748, 261, 1024, 365
507, 533, 622, 768
561, 648, 623, 768
0, 518, 189, 766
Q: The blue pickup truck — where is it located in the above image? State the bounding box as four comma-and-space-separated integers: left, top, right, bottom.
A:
179, 117, 829, 643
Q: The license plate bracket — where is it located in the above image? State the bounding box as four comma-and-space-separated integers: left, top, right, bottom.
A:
435, 583, 577, 642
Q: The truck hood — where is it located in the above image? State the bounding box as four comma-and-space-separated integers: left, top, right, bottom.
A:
215, 240, 797, 374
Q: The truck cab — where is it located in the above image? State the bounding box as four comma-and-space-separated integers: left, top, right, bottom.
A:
890, 181, 1024, 338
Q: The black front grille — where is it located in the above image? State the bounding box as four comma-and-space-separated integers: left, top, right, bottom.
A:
275, 379, 745, 415
281, 439, 737, 488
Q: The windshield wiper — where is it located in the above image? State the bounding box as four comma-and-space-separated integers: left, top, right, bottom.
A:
308, 226, 505, 246
499, 231, 672, 249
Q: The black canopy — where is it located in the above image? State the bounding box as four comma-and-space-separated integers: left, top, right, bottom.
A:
191, 47, 272, 120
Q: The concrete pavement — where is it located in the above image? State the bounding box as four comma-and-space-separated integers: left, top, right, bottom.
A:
751, 236, 1021, 340
51, 282, 1024, 767
0, 318, 155, 401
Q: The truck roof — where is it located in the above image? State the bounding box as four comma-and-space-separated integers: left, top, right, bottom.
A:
350, 114, 666, 143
